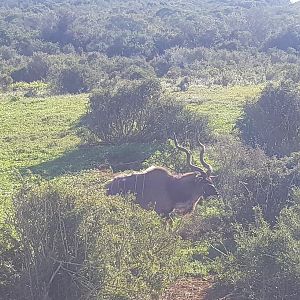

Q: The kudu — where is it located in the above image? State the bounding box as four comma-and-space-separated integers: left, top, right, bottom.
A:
106, 135, 218, 217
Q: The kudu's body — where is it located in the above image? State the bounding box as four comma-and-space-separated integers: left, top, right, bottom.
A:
106, 135, 218, 217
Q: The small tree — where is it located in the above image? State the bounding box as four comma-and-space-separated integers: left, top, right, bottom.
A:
0, 74, 12, 90
210, 137, 300, 225
11, 54, 50, 83
237, 82, 300, 157
55, 66, 89, 94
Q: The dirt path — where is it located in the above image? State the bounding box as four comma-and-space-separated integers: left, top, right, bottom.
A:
161, 278, 214, 300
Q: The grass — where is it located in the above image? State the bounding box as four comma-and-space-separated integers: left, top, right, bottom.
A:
0, 92, 158, 220
175, 84, 263, 133
0, 93, 88, 219
0, 94, 88, 169
0, 84, 263, 221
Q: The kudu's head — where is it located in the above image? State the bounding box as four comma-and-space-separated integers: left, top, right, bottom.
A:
173, 134, 218, 199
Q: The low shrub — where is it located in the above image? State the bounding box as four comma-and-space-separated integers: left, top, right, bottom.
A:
218, 203, 300, 300
236, 82, 300, 157
3, 174, 188, 300
210, 136, 300, 226
86, 78, 211, 144
55, 66, 89, 94
0, 74, 13, 90
11, 54, 50, 83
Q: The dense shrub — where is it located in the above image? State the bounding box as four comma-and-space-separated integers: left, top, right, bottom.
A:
0, 223, 23, 299
218, 203, 300, 300
54, 65, 89, 94
236, 82, 300, 157
0, 74, 13, 90
11, 54, 50, 83
266, 26, 300, 51
4, 174, 188, 300
121, 64, 156, 80
211, 137, 300, 225
86, 78, 211, 144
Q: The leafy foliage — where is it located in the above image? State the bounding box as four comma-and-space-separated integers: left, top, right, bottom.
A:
211, 137, 300, 225
1, 0, 300, 92
55, 66, 89, 94
86, 78, 211, 144
237, 82, 300, 157
218, 204, 300, 300
2, 176, 188, 300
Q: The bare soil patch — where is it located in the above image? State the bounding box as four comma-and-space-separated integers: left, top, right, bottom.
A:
161, 277, 213, 300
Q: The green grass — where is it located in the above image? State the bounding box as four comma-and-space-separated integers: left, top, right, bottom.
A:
0, 93, 88, 219
0, 94, 89, 169
175, 84, 263, 133
0, 84, 263, 221
0, 93, 158, 221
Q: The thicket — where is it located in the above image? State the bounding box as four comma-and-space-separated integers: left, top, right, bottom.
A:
1, 139, 300, 299
1, 0, 300, 92
237, 82, 300, 157
85, 78, 211, 144
218, 201, 300, 300
0, 175, 188, 300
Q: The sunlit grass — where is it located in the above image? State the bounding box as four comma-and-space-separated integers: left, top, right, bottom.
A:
0, 93, 88, 219
0, 94, 88, 168
175, 84, 263, 133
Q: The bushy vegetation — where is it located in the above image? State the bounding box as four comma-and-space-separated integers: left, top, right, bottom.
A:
1, 0, 300, 93
237, 82, 300, 157
0, 176, 188, 300
86, 78, 211, 144
218, 202, 300, 300
176, 138, 300, 299
1, 0, 300, 299
210, 137, 300, 225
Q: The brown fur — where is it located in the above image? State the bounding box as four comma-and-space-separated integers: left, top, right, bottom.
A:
106, 166, 218, 217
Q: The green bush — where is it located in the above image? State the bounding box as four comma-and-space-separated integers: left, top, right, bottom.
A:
0, 74, 13, 90
211, 136, 300, 225
218, 204, 300, 300
55, 66, 89, 94
11, 54, 50, 83
86, 78, 210, 144
5, 174, 188, 299
236, 82, 300, 157
0, 224, 22, 299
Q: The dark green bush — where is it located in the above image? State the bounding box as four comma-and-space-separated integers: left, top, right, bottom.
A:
218, 203, 300, 300
236, 82, 300, 157
0, 224, 23, 300
11, 54, 50, 83
0, 74, 13, 90
55, 66, 89, 94
86, 78, 210, 144
211, 137, 300, 225
5, 174, 188, 300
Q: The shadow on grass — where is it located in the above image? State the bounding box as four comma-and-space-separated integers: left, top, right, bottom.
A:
26, 143, 159, 179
